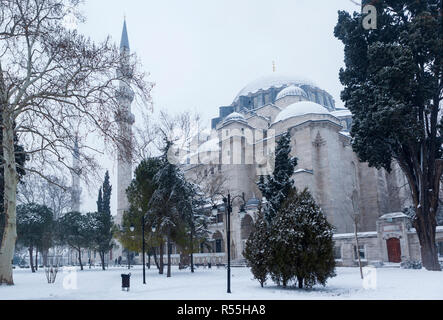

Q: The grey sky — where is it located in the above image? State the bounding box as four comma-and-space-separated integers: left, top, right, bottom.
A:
75, 0, 359, 214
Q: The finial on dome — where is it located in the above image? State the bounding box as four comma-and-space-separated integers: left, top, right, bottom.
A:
272, 61, 276, 73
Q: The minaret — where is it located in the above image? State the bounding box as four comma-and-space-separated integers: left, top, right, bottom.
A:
115, 19, 135, 226
71, 135, 82, 214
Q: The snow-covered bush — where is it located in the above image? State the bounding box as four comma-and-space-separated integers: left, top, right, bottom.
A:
245, 188, 336, 289
400, 260, 422, 270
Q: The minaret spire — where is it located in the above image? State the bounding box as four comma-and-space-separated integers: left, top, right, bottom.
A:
120, 18, 130, 51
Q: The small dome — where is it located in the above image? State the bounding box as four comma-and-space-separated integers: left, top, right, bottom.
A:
246, 198, 260, 209
276, 85, 307, 100
274, 101, 330, 123
224, 112, 247, 123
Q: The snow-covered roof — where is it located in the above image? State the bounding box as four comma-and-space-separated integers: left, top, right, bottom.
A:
273, 101, 330, 123
331, 109, 352, 118
233, 74, 317, 103
333, 231, 378, 239
276, 85, 308, 100
224, 112, 247, 124
379, 212, 410, 220
294, 169, 314, 175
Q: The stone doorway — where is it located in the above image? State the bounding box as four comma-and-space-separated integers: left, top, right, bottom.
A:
387, 238, 402, 263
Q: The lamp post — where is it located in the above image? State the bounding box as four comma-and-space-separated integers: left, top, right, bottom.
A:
129, 224, 135, 270
130, 217, 147, 284
222, 193, 245, 294
142, 214, 146, 285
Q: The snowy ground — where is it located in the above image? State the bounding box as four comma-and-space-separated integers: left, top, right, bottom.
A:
0, 265, 442, 300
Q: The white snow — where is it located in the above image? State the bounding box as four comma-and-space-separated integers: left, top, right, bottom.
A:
379, 212, 409, 220
274, 101, 330, 123
331, 109, 352, 118
276, 85, 308, 100
1, 266, 442, 300
234, 74, 318, 102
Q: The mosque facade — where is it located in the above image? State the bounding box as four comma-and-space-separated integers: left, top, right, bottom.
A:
180, 74, 443, 267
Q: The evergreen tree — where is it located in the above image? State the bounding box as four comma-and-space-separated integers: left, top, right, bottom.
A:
148, 140, 196, 277
93, 171, 114, 270
269, 189, 336, 289
115, 158, 162, 272
243, 209, 269, 288
335, 1, 443, 271
258, 132, 297, 223
16, 204, 53, 272
56, 211, 92, 271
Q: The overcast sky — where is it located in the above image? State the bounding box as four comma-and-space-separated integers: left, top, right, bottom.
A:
74, 0, 359, 214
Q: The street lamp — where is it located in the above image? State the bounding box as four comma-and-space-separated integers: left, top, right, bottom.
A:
142, 214, 146, 285
129, 224, 135, 270
222, 193, 245, 294
130, 217, 147, 285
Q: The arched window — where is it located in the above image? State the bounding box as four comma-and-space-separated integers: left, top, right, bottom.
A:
241, 215, 254, 240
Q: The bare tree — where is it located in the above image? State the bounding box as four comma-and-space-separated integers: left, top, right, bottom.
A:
0, 0, 152, 285
351, 190, 364, 279
17, 173, 71, 219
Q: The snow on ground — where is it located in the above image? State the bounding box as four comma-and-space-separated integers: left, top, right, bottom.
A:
0, 266, 442, 300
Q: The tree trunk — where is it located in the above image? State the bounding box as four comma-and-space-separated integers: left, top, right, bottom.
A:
190, 230, 194, 273
167, 237, 171, 278
100, 251, 105, 271
0, 117, 19, 285
77, 249, 83, 271
415, 211, 441, 271
152, 247, 159, 270
147, 252, 151, 269
43, 250, 48, 268
297, 276, 303, 289
354, 221, 364, 279
29, 247, 35, 273
35, 248, 38, 271
159, 243, 164, 275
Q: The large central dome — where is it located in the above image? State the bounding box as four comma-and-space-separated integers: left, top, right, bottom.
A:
233, 74, 317, 103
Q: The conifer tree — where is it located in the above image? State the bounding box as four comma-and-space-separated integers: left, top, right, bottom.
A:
258, 132, 297, 223
16, 204, 53, 272
93, 171, 114, 270
335, 1, 443, 271
269, 189, 336, 289
243, 209, 269, 287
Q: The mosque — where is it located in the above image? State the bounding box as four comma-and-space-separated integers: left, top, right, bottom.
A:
179, 72, 443, 267
110, 20, 443, 268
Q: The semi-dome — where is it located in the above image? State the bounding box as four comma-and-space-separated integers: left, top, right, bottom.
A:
274, 101, 330, 123
276, 85, 308, 100
224, 112, 247, 123
234, 74, 317, 103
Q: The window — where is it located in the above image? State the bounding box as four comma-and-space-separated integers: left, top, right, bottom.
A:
215, 239, 223, 253
354, 245, 366, 260
333, 245, 342, 260
438, 242, 443, 258
217, 213, 224, 223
